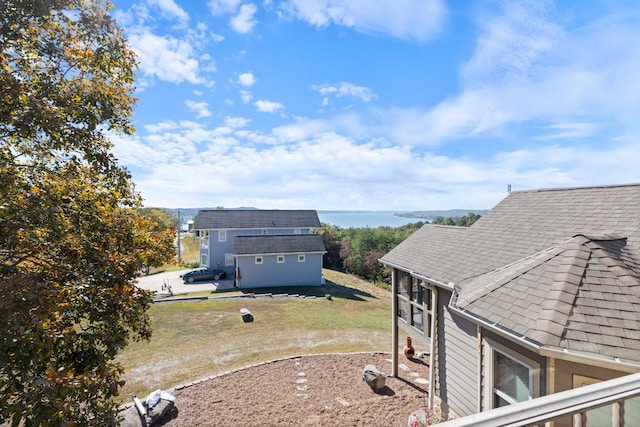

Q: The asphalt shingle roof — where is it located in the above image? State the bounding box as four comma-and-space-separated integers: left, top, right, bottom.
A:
193, 209, 321, 230
381, 183, 640, 362
233, 234, 327, 255
381, 184, 640, 285
454, 234, 640, 362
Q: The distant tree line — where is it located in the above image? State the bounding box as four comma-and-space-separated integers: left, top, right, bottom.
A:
319, 212, 482, 283
431, 212, 482, 227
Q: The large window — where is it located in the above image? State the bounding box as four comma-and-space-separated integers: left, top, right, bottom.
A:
395, 270, 435, 336
486, 339, 539, 409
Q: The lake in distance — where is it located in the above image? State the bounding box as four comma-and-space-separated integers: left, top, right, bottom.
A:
317, 211, 425, 228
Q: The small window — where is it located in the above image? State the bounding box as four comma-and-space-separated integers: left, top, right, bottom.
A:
277, 255, 285, 263
225, 253, 234, 266
200, 254, 208, 266
255, 256, 263, 264
218, 230, 227, 242
298, 254, 305, 262
294, 228, 301, 234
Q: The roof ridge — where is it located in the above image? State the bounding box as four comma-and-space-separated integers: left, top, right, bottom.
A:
510, 182, 640, 195
530, 237, 591, 346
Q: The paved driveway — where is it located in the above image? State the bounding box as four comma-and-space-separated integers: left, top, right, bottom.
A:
136, 269, 234, 296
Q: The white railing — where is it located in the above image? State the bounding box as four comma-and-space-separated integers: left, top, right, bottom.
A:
438, 372, 640, 427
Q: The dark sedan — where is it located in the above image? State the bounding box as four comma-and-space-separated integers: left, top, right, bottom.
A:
180, 267, 226, 283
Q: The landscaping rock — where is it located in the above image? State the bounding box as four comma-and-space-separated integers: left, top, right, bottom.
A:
119, 389, 176, 427
240, 308, 253, 322
362, 364, 386, 392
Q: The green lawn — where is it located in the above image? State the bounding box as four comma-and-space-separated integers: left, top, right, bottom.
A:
115, 269, 394, 400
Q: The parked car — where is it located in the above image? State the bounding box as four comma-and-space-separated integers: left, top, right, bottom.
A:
180, 267, 226, 283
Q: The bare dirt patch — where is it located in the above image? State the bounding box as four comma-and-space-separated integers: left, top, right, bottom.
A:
152, 352, 432, 427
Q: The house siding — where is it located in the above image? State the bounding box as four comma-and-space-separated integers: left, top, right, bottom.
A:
437, 289, 479, 418
236, 253, 323, 288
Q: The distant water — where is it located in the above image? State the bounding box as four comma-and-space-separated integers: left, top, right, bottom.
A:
318, 211, 425, 228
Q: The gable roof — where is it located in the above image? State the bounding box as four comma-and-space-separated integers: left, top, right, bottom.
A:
193, 209, 321, 230
233, 234, 327, 256
381, 184, 640, 286
453, 234, 640, 363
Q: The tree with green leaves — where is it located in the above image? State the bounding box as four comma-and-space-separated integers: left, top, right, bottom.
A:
0, 1, 175, 424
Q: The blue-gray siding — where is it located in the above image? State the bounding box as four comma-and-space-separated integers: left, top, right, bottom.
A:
236, 253, 323, 288
437, 289, 479, 417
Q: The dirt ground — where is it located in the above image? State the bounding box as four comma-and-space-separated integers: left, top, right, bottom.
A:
152, 352, 434, 427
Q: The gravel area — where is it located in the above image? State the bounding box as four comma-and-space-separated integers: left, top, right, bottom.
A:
154, 352, 433, 426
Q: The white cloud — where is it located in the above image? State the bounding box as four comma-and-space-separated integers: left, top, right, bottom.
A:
312, 82, 377, 102
230, 4, 258, 34
391, 2, 640, 145
115, 118, 640, 210
238, 72, 257, 86
279, 0, 446, 41
462, 1, 562, 87
239, 90, 253, 103
146, 0, 189, 23
185, 100, 212, 118
128, 29, 204, 84
225, 116, 250, 128
254, 99, 284, 113
208, 0, 242, 15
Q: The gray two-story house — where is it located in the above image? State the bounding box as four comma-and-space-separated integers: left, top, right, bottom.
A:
193, 209, 326, 288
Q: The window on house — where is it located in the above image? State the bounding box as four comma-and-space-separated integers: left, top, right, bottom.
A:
218, 230, 226, 242
298, 254, 305, 262
294, 228, 301, 234
262, 229, 267, 235
255, 256, 263, 264
277, 255, 285, 263
225, 253, 234, 266
396, 271, 434, 336
200, 254, 208, 266
487, 342, 539, 409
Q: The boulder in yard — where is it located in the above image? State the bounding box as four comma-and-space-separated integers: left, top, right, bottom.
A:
240, 308, 253, 323
362, 364, 386, 392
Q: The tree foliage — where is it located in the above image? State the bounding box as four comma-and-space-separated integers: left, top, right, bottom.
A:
431, 212, 482, 227
320, 222, 425, 283
1, 1, 175, 424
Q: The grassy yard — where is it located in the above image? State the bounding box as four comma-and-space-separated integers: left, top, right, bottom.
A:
115, 269, 394, 400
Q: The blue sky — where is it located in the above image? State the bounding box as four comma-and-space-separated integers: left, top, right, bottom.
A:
109, 0, 640, 211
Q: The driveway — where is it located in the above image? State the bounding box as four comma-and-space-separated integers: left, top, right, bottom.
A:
136, 269, 235, 296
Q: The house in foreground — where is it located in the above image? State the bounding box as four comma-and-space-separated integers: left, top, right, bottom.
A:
193, 209, 325, 288
380, 184, 640, 425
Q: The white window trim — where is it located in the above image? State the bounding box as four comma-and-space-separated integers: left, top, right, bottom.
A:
218, 230, 227, 242
298, 254, 306, 262
484, 337, 540, 410
225, 253, 234, 266
277, 255, 285, 263
255, 256, 263, 264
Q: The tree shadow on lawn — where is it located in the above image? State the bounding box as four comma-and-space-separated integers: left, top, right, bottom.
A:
213, 279, 378, 302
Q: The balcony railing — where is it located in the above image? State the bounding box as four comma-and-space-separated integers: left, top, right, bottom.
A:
437, 372, 640, 427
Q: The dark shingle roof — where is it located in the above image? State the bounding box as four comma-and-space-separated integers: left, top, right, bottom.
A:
381, 183, 640, 362
381, 184, 640, 285
233, 234, 326, 255
193, 209, 321, 230
453, 234, 640, 362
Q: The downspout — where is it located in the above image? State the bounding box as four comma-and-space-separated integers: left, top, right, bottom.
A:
391, 268, 399, 377
428, 285, 438, 409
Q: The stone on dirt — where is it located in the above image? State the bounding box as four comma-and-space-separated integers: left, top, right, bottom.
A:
362, 364, 386, 392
